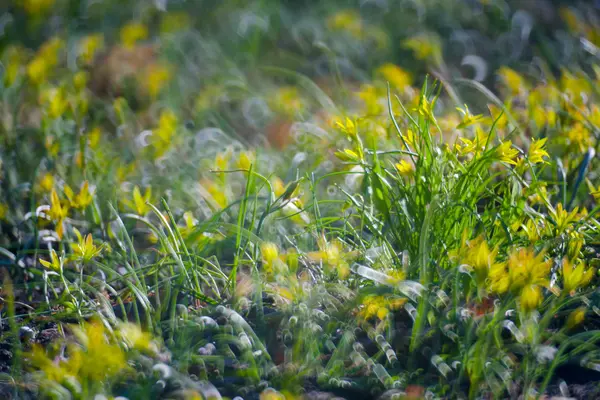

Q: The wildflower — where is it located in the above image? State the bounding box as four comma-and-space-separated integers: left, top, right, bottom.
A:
403, 33, 442, 64
71, 229, 102, 262
528, 138, 549, 164
549, 203, 579, 235
144, 63, 172, 98
508, 248, 552, 292
520, 284, 543, 312
414, 93, 434, 120
451, 234, 501, 286
566, 123, 592, 151
562, 258, 594, 294
455, 127, 491, 156
377, 63, 412, 91
334, 148, 361, 162
39, 173, 54, 192
39, 249, 61, 271
271, 86, 305, 116
495, 141, 519, 165
152, 109, 178, 157
307, 236, 357, 280
357, 84, 383, 115
532, 106, 556, 128
26, 37, 63, 85
120, 22, 149, 49
39, 87, 68, 119
359, 295, 407, 322
118, 322, 158, 353
395, 160, 414, 177
261, 242, 287, 276
327, 10, 363, 37
78, 33, 104, 64
88, 126, 102, 149
334, 117, 357, 137
199, 178, 228, 209
48, 189, 69, 238
123, 186, 152, 215
567, 231, 584, 261
67, 181, 93, 210
237, 150, 255, 171
498, 67, 526, 95
566, 307, 586, 330
456, 105, 483, 129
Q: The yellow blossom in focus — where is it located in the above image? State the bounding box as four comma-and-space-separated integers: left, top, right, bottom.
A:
550, 203, 579, 235
334, 117, 357, 136
71, 229, 102, 262
39, 249, 61, 271
528, 138, 549, 164
495, 141, 519, 165
562, 258, 594, 294
377, 63, 412, 91
120, 22, 149, 49
395, 160, 414, 177
456, 105, 483, 129
508, 247, 551, 295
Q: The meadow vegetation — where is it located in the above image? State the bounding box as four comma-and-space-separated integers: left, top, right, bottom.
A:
1, 0, 600, 398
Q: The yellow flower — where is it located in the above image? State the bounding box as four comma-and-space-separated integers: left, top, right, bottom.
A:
119, 322, 158, 353
144, 64, 172, 98
357, 84, 383, 115
327, 10, 363, 37
456, 105, 483, 129
508, 248, 551, 293
78, 33, 104, 64
123, 186, 152, 215
39, 173, 54, 192
71, 229, 102, 262
455, 127, 491, 156
71, 181, 94, 210
520, 284, 543, 312
334, 117, 357, 136
307, 236, 356, 280
498, 67, 526, 95
414, 93, 434, 120
237, 150, 255, 171
377, 63, 412, 91
88, 126, 102, 149
562, 258, 594, 294
26, 37, 63, 85
550, 203, 579, 235
153, 109, 178, 157
271, 86, 305, 116
120, 22, 148, 49
451, 234, 501, 286
395, 160, 414, 177
528, 138, 549, 164
566, 123, 592, 151
48, 189, 69, 238
495, 141, 519, 165
39, 249, 62, 271
566, 307, 586, 329
261, 242, 279, 265
39, 86, 68, 119
403, 33, 442, 64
